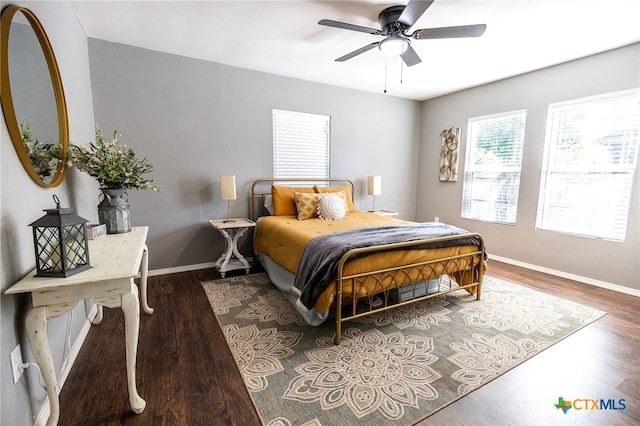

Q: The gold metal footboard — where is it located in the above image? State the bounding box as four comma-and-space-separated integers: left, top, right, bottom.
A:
333, 233, 485, 344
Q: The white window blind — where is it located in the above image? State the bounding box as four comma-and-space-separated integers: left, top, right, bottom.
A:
272, 109, 330, 179
461, 110, 527, 224
536, 89, 640, 241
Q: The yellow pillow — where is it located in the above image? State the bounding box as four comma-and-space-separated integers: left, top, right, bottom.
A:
293, 192, 322, 220
272, 185, 315, 216
314, 185, 355, 212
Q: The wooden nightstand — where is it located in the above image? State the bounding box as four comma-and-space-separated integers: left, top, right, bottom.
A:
209, 218, 256, 277
369, 209, 399, 217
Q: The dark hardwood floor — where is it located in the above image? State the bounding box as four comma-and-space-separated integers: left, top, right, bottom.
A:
58, 260, 639, 425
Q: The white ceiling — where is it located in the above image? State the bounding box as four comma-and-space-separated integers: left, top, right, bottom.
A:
69, 0, 640, 101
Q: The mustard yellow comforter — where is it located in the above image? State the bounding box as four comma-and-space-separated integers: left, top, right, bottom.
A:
253, 211, 486, 314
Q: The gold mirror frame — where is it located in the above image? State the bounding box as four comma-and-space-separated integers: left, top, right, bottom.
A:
0, 5, 68, 187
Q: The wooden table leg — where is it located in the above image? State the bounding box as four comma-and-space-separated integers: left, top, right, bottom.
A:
230, 228, 251, 273
139, 244, 153, 315
214, 229, 234, 277
214, 227, 251, 276
121, 282, 146, 414
25, 306, 59, 426
92, 305, 104, 325
95, 243, 152, 326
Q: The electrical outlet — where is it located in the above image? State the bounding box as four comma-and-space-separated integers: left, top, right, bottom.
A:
10, 345, 23, 384
434, 216, 440, 222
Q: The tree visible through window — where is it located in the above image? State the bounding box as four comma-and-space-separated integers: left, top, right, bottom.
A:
272, 109, 330, 179
536, 89, 640, 241
461, 111, 527, 224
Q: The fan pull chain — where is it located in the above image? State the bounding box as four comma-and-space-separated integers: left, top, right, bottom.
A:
400, 57, 404, 84
383, 58, 388, 94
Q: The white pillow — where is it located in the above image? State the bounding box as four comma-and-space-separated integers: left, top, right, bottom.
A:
317, 193, 346, 220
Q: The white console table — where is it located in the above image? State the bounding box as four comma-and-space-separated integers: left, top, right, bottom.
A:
5, 226, 152, 426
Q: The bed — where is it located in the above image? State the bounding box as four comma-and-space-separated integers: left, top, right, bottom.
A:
251, 178, 487, 344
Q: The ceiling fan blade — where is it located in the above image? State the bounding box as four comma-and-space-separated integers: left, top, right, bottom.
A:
401, 45, 422, 67
335, 42, 380, 62
318, 19, 381, 35
414, 24, 487, 39
398, 0, 434, 28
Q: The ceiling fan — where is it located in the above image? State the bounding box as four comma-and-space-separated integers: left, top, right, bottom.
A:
318, 0, 486, 66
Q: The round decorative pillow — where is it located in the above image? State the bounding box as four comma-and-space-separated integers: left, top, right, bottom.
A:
317, 193, 346, 220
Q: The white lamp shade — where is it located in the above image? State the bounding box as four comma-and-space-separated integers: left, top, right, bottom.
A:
367, 176, 382, 196
220, 175, 237, 200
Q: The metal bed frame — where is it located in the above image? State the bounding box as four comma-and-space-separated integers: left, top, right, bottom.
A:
251, 178, 485, 344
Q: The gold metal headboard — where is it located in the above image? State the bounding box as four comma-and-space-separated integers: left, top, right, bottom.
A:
250, 177, 355, 220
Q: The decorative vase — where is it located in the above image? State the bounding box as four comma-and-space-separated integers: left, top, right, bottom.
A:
98, 188, 131, 234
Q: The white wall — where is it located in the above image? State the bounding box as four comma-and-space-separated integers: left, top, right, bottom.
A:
416, 44, 640, 291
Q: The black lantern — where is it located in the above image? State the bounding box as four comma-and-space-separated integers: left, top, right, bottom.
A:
29, 195, 91, 277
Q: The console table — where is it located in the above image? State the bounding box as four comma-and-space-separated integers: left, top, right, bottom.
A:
5, 226, 151, 426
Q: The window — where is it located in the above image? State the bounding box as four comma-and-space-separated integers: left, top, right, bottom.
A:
461, 110, 527, 224
536, 89, 640, 241
272, 109, 330, 179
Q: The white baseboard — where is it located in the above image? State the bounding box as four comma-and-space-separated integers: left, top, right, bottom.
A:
148, 257, 255, 277
148, 261, 217, 277
34, 304, 99, 426
489, 255, 640, 297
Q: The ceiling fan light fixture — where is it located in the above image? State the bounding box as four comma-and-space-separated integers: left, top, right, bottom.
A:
378, 36, 409, 57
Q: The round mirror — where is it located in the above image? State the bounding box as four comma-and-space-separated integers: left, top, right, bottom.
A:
1, 5, 68, 187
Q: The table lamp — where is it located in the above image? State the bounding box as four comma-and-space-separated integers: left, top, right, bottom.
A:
220, 174, 236, 222
367, 176, 382, 212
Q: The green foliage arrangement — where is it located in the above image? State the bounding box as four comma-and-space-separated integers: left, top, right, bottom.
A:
20, 119, 60, 179
67, 126, 160, 191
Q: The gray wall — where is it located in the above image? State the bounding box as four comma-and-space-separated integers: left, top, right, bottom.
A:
86, 39, 422, 271
416, 43, 640, 291
1, 1, 97, 424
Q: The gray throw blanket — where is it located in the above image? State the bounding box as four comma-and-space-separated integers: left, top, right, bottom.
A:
293, 222, 484, 311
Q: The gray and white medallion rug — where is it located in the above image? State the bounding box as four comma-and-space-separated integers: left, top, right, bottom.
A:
202, 273, 605, 426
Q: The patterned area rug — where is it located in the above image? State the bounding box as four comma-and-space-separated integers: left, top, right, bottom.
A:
202, 273, 605, 426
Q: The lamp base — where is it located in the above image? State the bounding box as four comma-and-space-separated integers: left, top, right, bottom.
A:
224, 200, 236, 223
